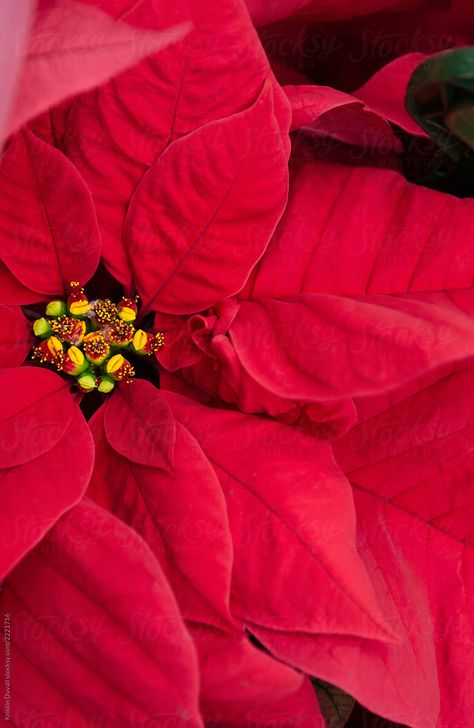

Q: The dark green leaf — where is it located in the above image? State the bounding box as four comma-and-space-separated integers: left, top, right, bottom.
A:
311, 677, 355, 728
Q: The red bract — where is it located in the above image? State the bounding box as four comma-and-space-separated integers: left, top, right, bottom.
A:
65, 0, 290, 289
255, 364, 474, 727
126, 82, 290, 314
285, 83, 404, 151
88, 388, 323, 724
0, 0, 35, 144
0, 129, 101, 295
2, 499, 202, 725
0, 0, 473, 726
0, 306, 31, 367
0, 368, 93, 581
3, 0, 190, 142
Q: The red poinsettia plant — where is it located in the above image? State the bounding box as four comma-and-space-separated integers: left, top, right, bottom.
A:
1, 0, 474, 726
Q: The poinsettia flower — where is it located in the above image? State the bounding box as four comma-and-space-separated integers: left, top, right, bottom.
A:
147, 104, 474, 728
116, 12, 474, 728
1, 0, 474, 726
152, 156, 474, 437
0, 0, 340, 724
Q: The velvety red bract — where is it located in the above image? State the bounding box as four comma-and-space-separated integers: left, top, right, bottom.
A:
283, 53, 428, 148
66, 0, 289, 288
1, 500, 202, 726
160, 391, 394, 643
88, 390, 313, 723
251, 365, 474, 728
245, 160, 474, 299
126, 83, 290, 314
2, 0, 474, 725
354, 53, 429, 136
0, 1, 34, 143
0, 368, 93, 581
229, 293, 474, 400
0, 264, 47, 306
5, 0, 191, 140
157, 290, 474, 438
104, 379, 176, 468
90, 401, 232, 627
0, 306, 31, 368
156, 150, 474, 431
0, 129, 101, 296
0, 368, 74, 467
200, 665, 325, 727
285, 84, 402, 151
193, 631, 315, 725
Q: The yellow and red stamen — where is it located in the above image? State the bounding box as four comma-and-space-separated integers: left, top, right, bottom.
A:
132, 330, 165, 355
62, 346, 88, 376
117, 296, 139, 323
90, 298, 118, 327
105, 319, 134, 347
30, 283, 164, 393
67, 282, 90, 317
83, 332, 110, 365
105, 354, 135, 382
50, 316, 86, 345
32, 336, 64, 371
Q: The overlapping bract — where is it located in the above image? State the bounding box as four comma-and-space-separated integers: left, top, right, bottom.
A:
0, 0, 473, 726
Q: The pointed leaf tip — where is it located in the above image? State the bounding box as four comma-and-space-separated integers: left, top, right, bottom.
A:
104, 379, 176, 468
5, 1, 191, 139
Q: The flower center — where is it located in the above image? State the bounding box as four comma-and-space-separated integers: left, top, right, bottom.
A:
31, 282, 164, 394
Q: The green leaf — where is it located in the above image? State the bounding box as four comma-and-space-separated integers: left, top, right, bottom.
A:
406, 47, 474, 159
311, 677, 355, 728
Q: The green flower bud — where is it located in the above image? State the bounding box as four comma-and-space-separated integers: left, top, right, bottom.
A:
33, 317, 52, 338
45, 300, 67, 317
76, 372, 97, 392
98, 376, 115, 394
